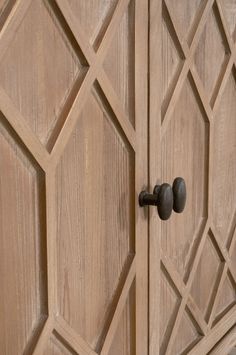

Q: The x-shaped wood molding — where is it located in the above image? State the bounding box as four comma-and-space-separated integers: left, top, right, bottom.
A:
0, 0, 137, 354
161, 0, 236, 354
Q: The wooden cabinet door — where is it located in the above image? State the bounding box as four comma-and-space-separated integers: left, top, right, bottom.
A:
150, 0, 236, 354
0, 1, 148, 354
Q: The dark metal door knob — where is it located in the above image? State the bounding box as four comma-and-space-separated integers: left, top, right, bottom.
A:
172, 177, 186, 213
139, 177, 186, 221
139, 183, 174, 220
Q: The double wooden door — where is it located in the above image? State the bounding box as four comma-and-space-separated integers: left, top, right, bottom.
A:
1, 0, 236, 354
0, 0, 148, 354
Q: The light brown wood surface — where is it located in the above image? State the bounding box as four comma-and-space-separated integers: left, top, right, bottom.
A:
0, 0, 148, 354
150, 0, 236, 354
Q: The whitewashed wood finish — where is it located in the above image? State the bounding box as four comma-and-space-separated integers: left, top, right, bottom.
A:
0, 0, 83, 151
0, 0, 148, 354
103, 0, 135, 127
65, 0, 118, 50
43, 333, 77, 355
150, 0, 236, 354
55, 87, 134, 351
0, 116, 47, 354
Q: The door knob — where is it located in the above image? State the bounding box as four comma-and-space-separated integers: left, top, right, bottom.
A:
172, 177, 186, 213
139, 177, 186, 221
139, 183, 174, 220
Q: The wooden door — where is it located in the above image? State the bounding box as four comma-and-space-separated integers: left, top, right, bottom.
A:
0, 1, 148, 354
150, 0, 236, 354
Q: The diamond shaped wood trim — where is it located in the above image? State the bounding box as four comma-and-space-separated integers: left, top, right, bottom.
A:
161, 3, 183, 110
103, 0, 135, 128
107, 283, 135, 355
213, 272, 236, 324
55, 84, 135, 350
212, 72, 236, 246
194, 4, 229, 102
160, 266, 180, 354
153, 0, 236, 353
171, 308, 201, 355
43, 332, 77, 355
0, 0, 15, 30
0, 0, 87, 151
231, 235, 236, 273
220, 0, 236, 41
161, 75, 209, 279
165, 0, 204, 44
0, 114, 47, 354
66, 0, 118, 50
190, 233, 222, 319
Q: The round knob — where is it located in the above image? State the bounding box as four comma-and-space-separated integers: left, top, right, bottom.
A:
139, 183, 173, 220
172, 177, 186, 213
154, 183, 174, 220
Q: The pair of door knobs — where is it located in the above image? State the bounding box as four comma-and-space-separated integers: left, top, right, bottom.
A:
139, 177, 186, 220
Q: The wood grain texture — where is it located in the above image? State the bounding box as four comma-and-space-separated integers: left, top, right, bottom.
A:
43, 332, 77, 355
230, 237, 236, 274
212, 72, 236, 246
165, 0, 204, 44
100, 258, 135, 355
161, 76, 209, 278
161, 6, 182, 107
108, 283, 136, 355
150, 0, 236, 354
214, 272, 236, 323
159, 267, 180, 352
0, 0, 8, 11
194, 4, 229, 101
188, 306, 236, 354
66, 0, 118, 49
0, 0, 15, 30
149, 0, 162, 353
209, 326, 236, 354
0, 115, 47, 354
170, 309, 201, 355
190, 232, 223, 320
103, 0, 135, 127
133, 1, 149, 354
0, 0, 82, 150
0, 0, 147, 353
55, 87, 134, 351
220, 0, 236, 40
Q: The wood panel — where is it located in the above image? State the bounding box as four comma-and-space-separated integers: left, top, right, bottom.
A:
0, 115, 47, 354
221, 0, 236, 40
150, 0, 236, 354
213, 272, 236, 323
161, 75, 209, 279
66, 0, 118, 50
212, 71, 236, 246
165, 0, 204, 44
0, 0, 85, 151
55, 85, 134, 351
43, 332, 77, 355
170, 308, 201, 355
108, 283, 136, 355
159, 265, 181, 353
103, 0, 135, 127
209, 326, 236, 354
0, 0, 15, 30
0, 0, 8, 11
0, 0, 148, 354
190, 231, 223, 321
194, 3, 229, 102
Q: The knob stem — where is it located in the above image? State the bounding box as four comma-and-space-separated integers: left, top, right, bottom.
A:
139, 191, 157, 207
139, 183, 173, 220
